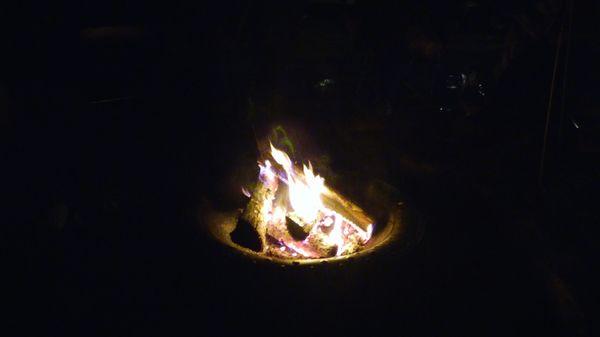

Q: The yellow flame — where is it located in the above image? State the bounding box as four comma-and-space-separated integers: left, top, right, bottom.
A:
270, 143, 292, 171
272, 206, 286, 224
270, 144, 325, 224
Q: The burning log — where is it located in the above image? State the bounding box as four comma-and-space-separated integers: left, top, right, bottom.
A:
230, 183, 274, 252
306, 231, 338, 258
286, 215, 311, 241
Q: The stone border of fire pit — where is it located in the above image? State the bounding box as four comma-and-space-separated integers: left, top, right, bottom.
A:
200, 200, 416, 266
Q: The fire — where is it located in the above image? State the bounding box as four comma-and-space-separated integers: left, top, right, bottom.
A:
270, 144, 325, 224
241, 143, 374, 259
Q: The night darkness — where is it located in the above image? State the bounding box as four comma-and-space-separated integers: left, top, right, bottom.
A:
3, 1, 599, 336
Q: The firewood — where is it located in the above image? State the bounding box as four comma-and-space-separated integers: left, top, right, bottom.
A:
231, 183, 275, 251
306, 230, 338, 258
230, 217, 262, 252
286, 216, 310, 241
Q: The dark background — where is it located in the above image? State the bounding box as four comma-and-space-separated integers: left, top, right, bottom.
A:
3, 0, 599, 336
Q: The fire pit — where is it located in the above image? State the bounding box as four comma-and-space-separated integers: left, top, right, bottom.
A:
201, 141, 411, 265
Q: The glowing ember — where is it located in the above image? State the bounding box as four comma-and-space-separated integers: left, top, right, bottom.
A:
241, 144, 374, 259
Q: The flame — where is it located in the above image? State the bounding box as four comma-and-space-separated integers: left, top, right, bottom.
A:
246, 143, 373, 259
270, 144, 325, 224
271, 206, 286, 224
258, 160, 277, 187
241, 187, 251, 198
288, 167, 325, 224
270, 143, 293, 171
364, 224, 373, 242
